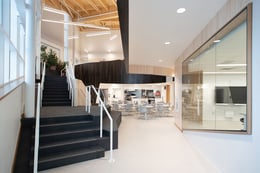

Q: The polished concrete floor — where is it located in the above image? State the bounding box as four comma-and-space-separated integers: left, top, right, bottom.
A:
40, 115, 219, 173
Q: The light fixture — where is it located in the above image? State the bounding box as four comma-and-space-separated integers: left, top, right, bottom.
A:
110, 34, 118, 40
216, 64, 247, 67
213, 39, 221, 43
68, 35, 79, 40
164, 41, 171, 45
177, 8, 186, 14
203, 72, 246, 74
43, 6, 66, 15
158, 59, 163, 62
42, 19, 110, 30
86, 31, 111, 37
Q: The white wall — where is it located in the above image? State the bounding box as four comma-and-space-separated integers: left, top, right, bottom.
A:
175, 0, 260, 172
202, 74, 246, 121
0, 85, 24, 173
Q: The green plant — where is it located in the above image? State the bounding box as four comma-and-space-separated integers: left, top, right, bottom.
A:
40, 45, 60, 69
47, 49, 58, 67
41, 45, 48, 62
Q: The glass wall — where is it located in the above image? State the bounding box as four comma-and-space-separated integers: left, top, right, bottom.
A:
0, 0, 25, 88
182, 6, 251, 133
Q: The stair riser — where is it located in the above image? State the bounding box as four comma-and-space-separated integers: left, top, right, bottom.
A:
38, 151, 104, 171
43, 95, 70, 98
39, 140, 102, 157
43, 90, 69, 95
42, 99, 71, 102
44, 90, 69, 93
40, 130, 100, 145
40, 123, 98, 134
42, 102, 72, 106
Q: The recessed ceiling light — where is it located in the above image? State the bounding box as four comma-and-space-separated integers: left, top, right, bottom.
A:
177, 8, 186, 14
213, 39, 221, 43
164, 41, 171, 45
158, 59, 163, 62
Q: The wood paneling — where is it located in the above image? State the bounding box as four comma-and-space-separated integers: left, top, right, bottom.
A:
129, 64, 174, 76
43, 0, 119, 31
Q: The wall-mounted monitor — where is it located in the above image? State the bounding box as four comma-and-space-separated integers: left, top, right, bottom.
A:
215, 86, 247, 104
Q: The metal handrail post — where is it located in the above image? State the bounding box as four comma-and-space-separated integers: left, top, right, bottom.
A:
100, 104, 103, 138
33, 83, 41, 173
90, 85, 114, 162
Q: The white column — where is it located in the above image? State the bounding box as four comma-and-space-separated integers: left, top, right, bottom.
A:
64, 14, 69, 63
35, 0, 41, 80
25, 0, 36, 118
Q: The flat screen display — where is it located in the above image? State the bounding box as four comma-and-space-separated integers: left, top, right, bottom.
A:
215, 86, 247, 104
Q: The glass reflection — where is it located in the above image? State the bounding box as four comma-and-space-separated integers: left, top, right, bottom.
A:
182, 8, 250, 132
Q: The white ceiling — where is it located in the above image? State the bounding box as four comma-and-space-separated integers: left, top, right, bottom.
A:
41, 10, 65, 45
41, 0, 228, 69
129, 0, 228, 69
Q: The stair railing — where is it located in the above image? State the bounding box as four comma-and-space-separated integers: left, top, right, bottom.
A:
65, 64, 76, 106
86, 85, 114, 162
34, 83, 41, 173
40, 62, 46, 107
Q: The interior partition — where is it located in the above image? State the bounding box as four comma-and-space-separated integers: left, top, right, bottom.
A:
182, 5, 251, 133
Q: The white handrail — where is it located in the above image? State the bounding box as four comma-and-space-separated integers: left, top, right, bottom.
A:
34, 83, 41, 173
65, 64, 74, 106
40, 62, 46, 107
86, 85, 114, 162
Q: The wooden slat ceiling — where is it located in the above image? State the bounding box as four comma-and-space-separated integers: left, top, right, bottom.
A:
42, 0, 119, 31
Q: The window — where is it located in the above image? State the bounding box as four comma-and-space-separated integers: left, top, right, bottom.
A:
182, 5, 252, 134
0, 0, 25, 91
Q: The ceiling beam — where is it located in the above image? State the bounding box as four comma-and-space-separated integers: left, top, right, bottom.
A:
85, 0, 101, 13
76, 11, 118, 23
58, 0, 74, 18
96, 0, 108, 11
44, 0, 60, 9
63, 0, 82, 18
72, 0, 90, 15
111, 0, 117, 8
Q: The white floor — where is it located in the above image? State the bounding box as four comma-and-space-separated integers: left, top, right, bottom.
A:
41, 116, 219, 173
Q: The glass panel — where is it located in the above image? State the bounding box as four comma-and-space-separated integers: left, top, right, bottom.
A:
0, 0, 2, 25
4, 39, 10, 83
0, 32, 4, 86
10, 0, 17, 47
182, 7, 251, 133
10, 48, 17, 81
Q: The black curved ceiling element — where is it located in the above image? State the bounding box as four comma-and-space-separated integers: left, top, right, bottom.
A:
75, 60, 166, 87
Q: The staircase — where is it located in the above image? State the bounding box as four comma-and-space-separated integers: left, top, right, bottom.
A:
42, 74, 71, 106
36, 114, 110, 171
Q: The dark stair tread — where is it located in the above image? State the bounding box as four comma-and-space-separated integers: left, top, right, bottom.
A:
40, 136, 108, 148
40, 120, 93, 127
40, 127, 99, 137
39, 146, 104, 163
40, 115, 93, 123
